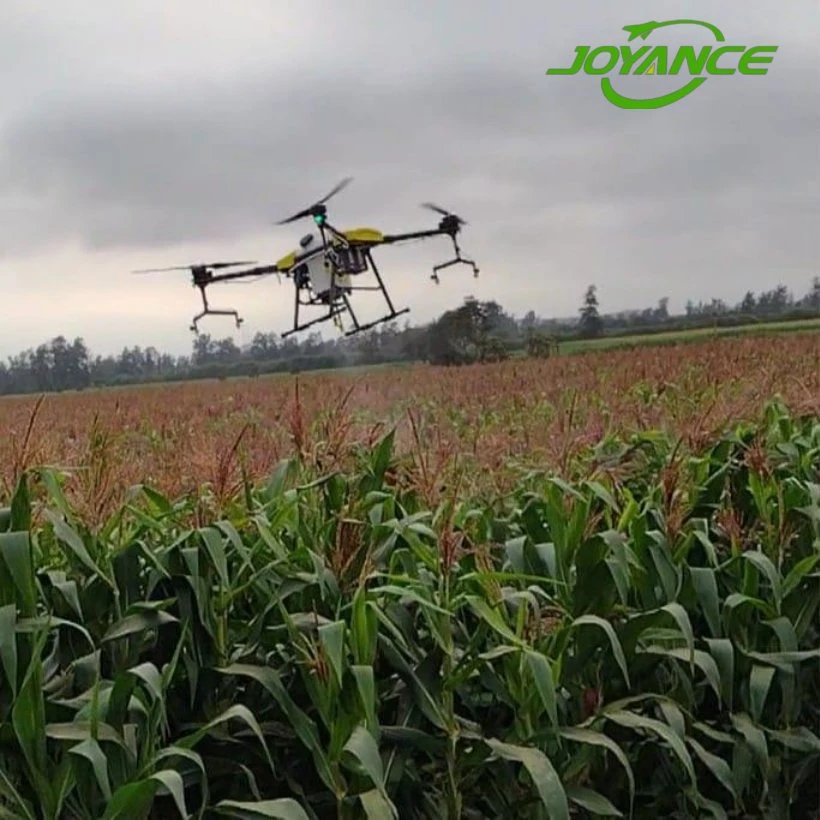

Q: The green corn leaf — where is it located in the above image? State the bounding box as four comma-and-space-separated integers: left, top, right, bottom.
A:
175, 703, 275, 779
359, 788, 400, 819
0, 604, 18, 698
43, 509, 109, 584
68, 738, 112, 802
0, 532, 36, 617
212, 799, 312, 819
689, 567, 721, 638
749, 665, 776, 723
605, 710, 696, 785
199, 526, 230, 588
730, 713, 769, 778
571, 614, 630, 688
704, 639, 735, 710
102, 780, 161, 820
740, 552, 782, 612
0, 768, 36, 820
559, 726, 635, 811
486, 738, 569, 820
641, 646, 722, 703
525, 649, 558, 726
351, 665, 378, 736
215, 664, 336, 792
342, 725, 397, 817
317, 620, 346, 688
101, 610, 178, 643
686, 736, 738, 802
566, 785, 623, 817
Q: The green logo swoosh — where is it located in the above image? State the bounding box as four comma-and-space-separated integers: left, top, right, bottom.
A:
601, 76, 707, 109
603, 18, 724, 109
622, 19, 725, 43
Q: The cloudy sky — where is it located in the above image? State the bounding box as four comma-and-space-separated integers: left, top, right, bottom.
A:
0, 0, 817, 357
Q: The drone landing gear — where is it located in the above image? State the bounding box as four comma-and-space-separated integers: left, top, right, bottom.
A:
343, 250, 410, 334
431, 235, 479, 284
280, 303, 345, 339
343, 306, 410, 337
281, 247, 411, 339
190, 284, 243, 333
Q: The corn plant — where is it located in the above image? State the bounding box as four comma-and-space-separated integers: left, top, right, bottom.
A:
0, 400, 818, 818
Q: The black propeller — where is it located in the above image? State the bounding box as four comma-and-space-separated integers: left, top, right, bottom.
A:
421, 202, 468, 226
131, 261, 256, 274
276, 177, 353, 225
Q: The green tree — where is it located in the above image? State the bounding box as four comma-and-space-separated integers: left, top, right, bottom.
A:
526, 330, 558, 359
804, 276, 820, 311
740, 290, 756, 314
578, 285, 603, 339
426, 297, 510, 365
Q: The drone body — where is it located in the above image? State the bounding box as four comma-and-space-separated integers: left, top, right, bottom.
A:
132, 179, 480, 338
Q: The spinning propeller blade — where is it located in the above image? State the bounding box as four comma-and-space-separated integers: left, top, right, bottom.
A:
421, 202, 468, 225
131, 260, 257, 274
276, 177, 353, 224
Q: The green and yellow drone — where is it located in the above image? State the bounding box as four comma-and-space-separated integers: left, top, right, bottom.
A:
132, 178, 479, 337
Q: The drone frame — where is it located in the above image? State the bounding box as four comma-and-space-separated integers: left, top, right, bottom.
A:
278, 210, 410, 339
274, 192, 479, 337
134, 179, 480, 339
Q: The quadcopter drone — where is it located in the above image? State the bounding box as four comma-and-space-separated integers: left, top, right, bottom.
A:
132, 178, 480, 338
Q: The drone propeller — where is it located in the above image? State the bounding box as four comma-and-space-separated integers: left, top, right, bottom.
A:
131, 260, 257, 274
421, 202, 468, 226
276, 177, 353, 225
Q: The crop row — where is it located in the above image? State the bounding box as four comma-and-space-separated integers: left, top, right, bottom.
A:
0, 333, 818, 520
0, 398, 818, 818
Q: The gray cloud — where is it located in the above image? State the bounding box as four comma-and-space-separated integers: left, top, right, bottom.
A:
0, 0, 817, 355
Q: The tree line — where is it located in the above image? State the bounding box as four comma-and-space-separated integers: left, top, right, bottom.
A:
0, 278, 817, 396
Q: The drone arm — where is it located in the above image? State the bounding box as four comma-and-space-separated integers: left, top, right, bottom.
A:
380, 228, 447, 245
207, 264, 286, 284
380, 226, 479, 283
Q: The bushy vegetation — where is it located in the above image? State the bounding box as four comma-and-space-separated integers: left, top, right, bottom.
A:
1, 399, 818, 818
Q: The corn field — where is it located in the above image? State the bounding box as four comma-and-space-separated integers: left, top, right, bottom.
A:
0, 333, 819, 818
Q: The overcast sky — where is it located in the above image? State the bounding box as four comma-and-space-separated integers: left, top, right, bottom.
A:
0, 0, 817, 357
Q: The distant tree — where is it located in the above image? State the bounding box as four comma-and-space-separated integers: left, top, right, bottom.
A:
192, 334, 215, 365
521, 310, 537, 332
426, 296, 512, 365
740, 290, 756, 314
250, 332, 279, 360
578, 285, 603, 339
214, 337, 240, 362
805, 276, 820, 311
355, 329, 381, 362
526, 330, 558, 359
479, 336, 509, 363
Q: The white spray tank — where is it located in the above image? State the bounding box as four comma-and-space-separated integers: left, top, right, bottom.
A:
296, 231, 352, 300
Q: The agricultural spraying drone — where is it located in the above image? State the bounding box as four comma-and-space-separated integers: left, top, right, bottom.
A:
132, 178, 480, 337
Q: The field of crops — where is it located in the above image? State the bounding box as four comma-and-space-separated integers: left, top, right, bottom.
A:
557, 316, 820, 354
0, 331, 819, 818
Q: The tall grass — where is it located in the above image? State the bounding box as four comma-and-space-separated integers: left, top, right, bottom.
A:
0, 399, 818, 818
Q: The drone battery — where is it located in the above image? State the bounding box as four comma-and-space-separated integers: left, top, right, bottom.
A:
333, 246, 368, 275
